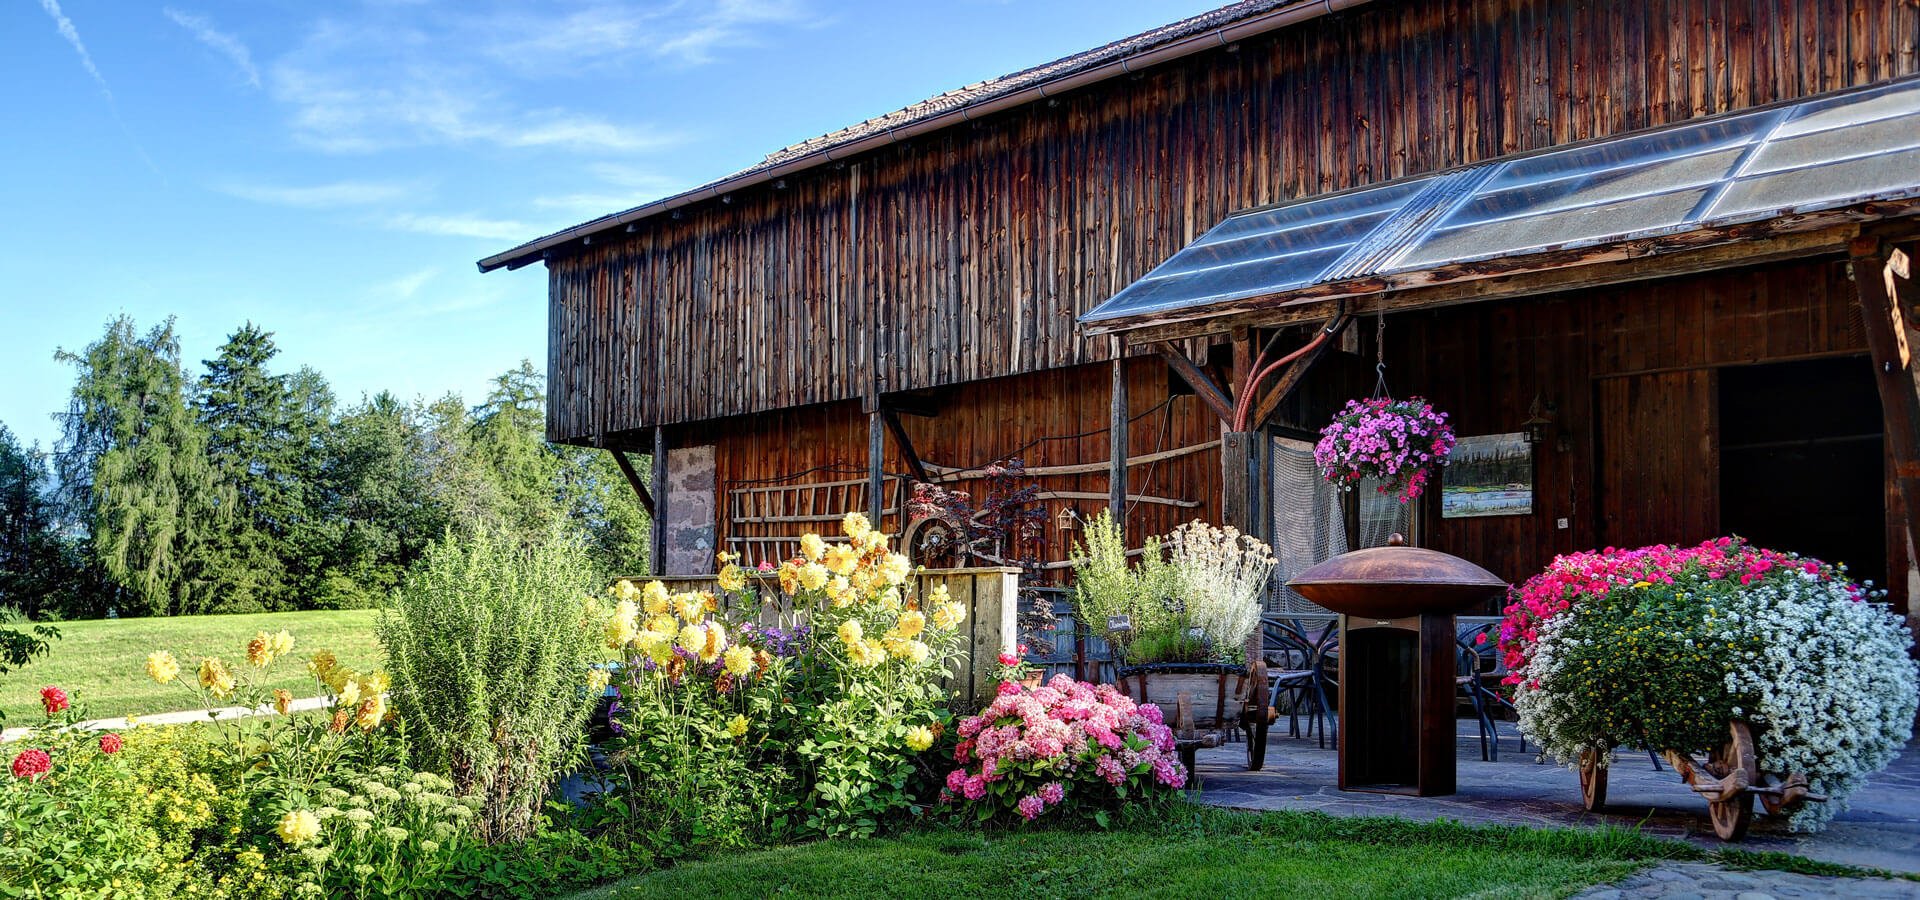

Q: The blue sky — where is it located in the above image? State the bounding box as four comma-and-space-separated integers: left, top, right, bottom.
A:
1, 0, 1221, 451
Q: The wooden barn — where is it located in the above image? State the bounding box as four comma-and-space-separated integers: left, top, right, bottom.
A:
480, 0, 1920, 635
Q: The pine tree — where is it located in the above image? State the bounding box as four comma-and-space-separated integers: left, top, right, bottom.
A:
0, 424, 87, 616
54, 317, 230, 616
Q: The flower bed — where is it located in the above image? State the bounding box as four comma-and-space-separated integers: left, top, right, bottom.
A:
1314, 397, 1455, 502
1498, 537, 1918, 831
942, 674, 1186, 824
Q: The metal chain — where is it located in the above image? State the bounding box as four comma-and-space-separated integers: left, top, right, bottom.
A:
1372, 311, 1391, 399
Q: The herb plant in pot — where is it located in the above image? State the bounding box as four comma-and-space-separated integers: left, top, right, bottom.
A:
1069, 514, 1275, 729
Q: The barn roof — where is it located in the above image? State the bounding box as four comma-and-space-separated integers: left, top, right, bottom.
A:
1081, 75, 1920, 335
477, 0, 1372, 272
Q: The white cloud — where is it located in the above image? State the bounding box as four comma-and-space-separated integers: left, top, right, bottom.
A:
375, 267, 438, 300
216, 179, 419, 208
383, 213, 535, 242
36, 0, 111, 99
483, 0, 813, 69
164, 7, 262, 89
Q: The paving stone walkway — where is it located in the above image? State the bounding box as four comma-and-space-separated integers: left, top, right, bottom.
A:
1572, 861, 1920, 898
0, 696, 331, 742
1188, 719, 1920, 875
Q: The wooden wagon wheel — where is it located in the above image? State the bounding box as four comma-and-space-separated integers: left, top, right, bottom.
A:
1703, 721, 1758, 841
1242, 660, 1272, 771
1577, 749, 1608, 812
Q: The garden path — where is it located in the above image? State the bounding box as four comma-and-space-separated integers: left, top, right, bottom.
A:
1191, 720, 1920, 875
0, 695, 330, 742
1571, 861, 1919, 898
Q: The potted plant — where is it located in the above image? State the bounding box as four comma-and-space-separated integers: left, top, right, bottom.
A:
1500, 537, 1918, 835
1314, 396, 1456, 502
1069, 513, 1273, 729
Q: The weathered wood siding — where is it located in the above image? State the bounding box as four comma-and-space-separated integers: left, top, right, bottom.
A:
1388, 255, 1902, 609
546, 0, 1920, 442
676, 359, 1230, 576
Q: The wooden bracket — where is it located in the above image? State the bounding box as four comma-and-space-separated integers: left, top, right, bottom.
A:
1251, 314, 1352, 428
1851, 235, 1920, 566
1153, 343, 1235, 423
880, 408, 930, 484
608, 449, 655, 515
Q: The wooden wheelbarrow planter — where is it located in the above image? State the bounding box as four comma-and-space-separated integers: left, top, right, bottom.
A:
1112, 662, 1260, 779
1576, 720, 1825, 841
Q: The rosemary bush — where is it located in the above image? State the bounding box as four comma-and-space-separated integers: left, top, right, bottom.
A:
378, 524, 604, 843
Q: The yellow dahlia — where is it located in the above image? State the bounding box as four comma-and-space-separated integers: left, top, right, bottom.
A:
277, 810, 320, 845
198, 657, 236, 699
642, 580, 671, 615
904, 725, 934, 752
879, 553, 913, 586
824, 543, 860, 577
837, 619, 863, 647
895, 609, 926, 639
842, 512, 872, 539
799, 532, 827, 562
722, 644, 755, 676
717, 564, 747, 593
246, 633, 274, 668
146, 651, 180, 685
727, 714, 749, 739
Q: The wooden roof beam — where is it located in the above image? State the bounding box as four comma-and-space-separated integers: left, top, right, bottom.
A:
1152, 343, 1234, 423
1853, 234, 1920, 576
1252, 314, 1352, 429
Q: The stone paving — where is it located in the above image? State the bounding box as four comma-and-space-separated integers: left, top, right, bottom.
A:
1188, 719, 1920, 895
1571, 862, 1919, 898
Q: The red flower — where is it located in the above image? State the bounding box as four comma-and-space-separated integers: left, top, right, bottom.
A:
1016, 643, 1028, 655
10, 749, 51, 781
39, 686, 68, 716
997, 652, 1018, 666
98, 733, 124, 755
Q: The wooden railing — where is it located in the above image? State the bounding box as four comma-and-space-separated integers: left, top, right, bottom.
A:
629, 566, 1021, 709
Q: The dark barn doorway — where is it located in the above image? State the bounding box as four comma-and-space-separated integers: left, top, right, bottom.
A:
1718, 356, 1886, 586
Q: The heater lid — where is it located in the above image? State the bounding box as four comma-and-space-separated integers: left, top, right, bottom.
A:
1286, 535, 1507, 618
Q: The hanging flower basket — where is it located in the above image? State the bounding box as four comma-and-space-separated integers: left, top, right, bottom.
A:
1313, 397, 1456, 502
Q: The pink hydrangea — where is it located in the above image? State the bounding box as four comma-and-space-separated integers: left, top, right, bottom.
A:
1016, 794, 1045, 820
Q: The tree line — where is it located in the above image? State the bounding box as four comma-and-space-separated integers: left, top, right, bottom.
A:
0, 316, 648, 620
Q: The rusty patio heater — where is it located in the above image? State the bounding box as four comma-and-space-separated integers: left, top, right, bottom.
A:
1287, 535, 1506, 796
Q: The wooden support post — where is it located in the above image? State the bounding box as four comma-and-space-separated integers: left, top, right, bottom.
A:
1854, 237, 1920, 578
1109, 339, 1129, 526
881, 409, 930, 484
1153, 343, 1233, 422
868, 410, 885, 527
609, 449, 655, 515
650, 427, 668, 577
1222, 431, 1262, 536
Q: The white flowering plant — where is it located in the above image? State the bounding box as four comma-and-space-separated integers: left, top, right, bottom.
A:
1166, 520, 1275, 656
1501, 538, 1918, 831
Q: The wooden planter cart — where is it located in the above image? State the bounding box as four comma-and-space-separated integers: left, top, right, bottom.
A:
1576, 720, 1825, 841
1112, 662, 1259, 779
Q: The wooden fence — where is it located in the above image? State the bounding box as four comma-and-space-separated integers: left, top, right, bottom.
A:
633, 566, 1020, 709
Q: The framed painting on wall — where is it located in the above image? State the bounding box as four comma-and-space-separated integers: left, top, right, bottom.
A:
1441, 433, 1533, 518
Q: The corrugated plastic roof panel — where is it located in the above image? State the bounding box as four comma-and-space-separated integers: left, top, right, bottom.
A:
1082, 77, 1920, 326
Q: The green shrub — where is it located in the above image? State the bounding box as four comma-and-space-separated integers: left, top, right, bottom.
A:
378, 524, 604, 843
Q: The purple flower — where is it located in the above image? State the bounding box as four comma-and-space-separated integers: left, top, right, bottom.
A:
1016, 794, 1045, 821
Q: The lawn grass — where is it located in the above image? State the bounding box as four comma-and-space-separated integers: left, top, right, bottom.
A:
1, 609, 382, 722
569, 807, 1691, 900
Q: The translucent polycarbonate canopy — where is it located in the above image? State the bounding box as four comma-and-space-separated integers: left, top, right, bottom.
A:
1083, 77, 1920, 329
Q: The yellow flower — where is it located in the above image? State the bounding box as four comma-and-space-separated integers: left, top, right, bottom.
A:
800, 562, 830, 592
633, 631, 674, 665
799, 532, 827, 562
198, 658, 236, 699
879, 553, 913, 586
605, 600, 640, 648
853, 639, 885, 668
272, 689, 294, 716
927, 583, 950, 604
882, 634, 911, 658
824, 543, 860, 577
146, 651, 180, 685
905, 640, 931, 664
727, 714, 749, 739
646, 614, 679, 637
778, 561, 802, 594
931, 601, 964, 631
672, 592, 706, 622
642, 580, 671, 615
877, 587, 902, 611
858, 529, 888, 552
269, 631, 295, 659
364, 671, 391, 694
716, 550, 740, 564
677, 623, 705, 656
717, 564, 747, 593
700, 621, 728, 663
246, 633, 274, 668
723, 645, 755, 677
614, 579, 640, 601
895, 609, 926, 639
277, 810, 320, 845
337, 680, 361, 709
1632, 581, 1652, 589
829, 580, 857, 609
308, 650, 338, 681
904, 725, 934, 752
842, 512, 872, 539
837, 619, 864, 647
355, 694, 386, 731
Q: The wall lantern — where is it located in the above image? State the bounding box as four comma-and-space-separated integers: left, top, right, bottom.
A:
1522, 395, 1555, 447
